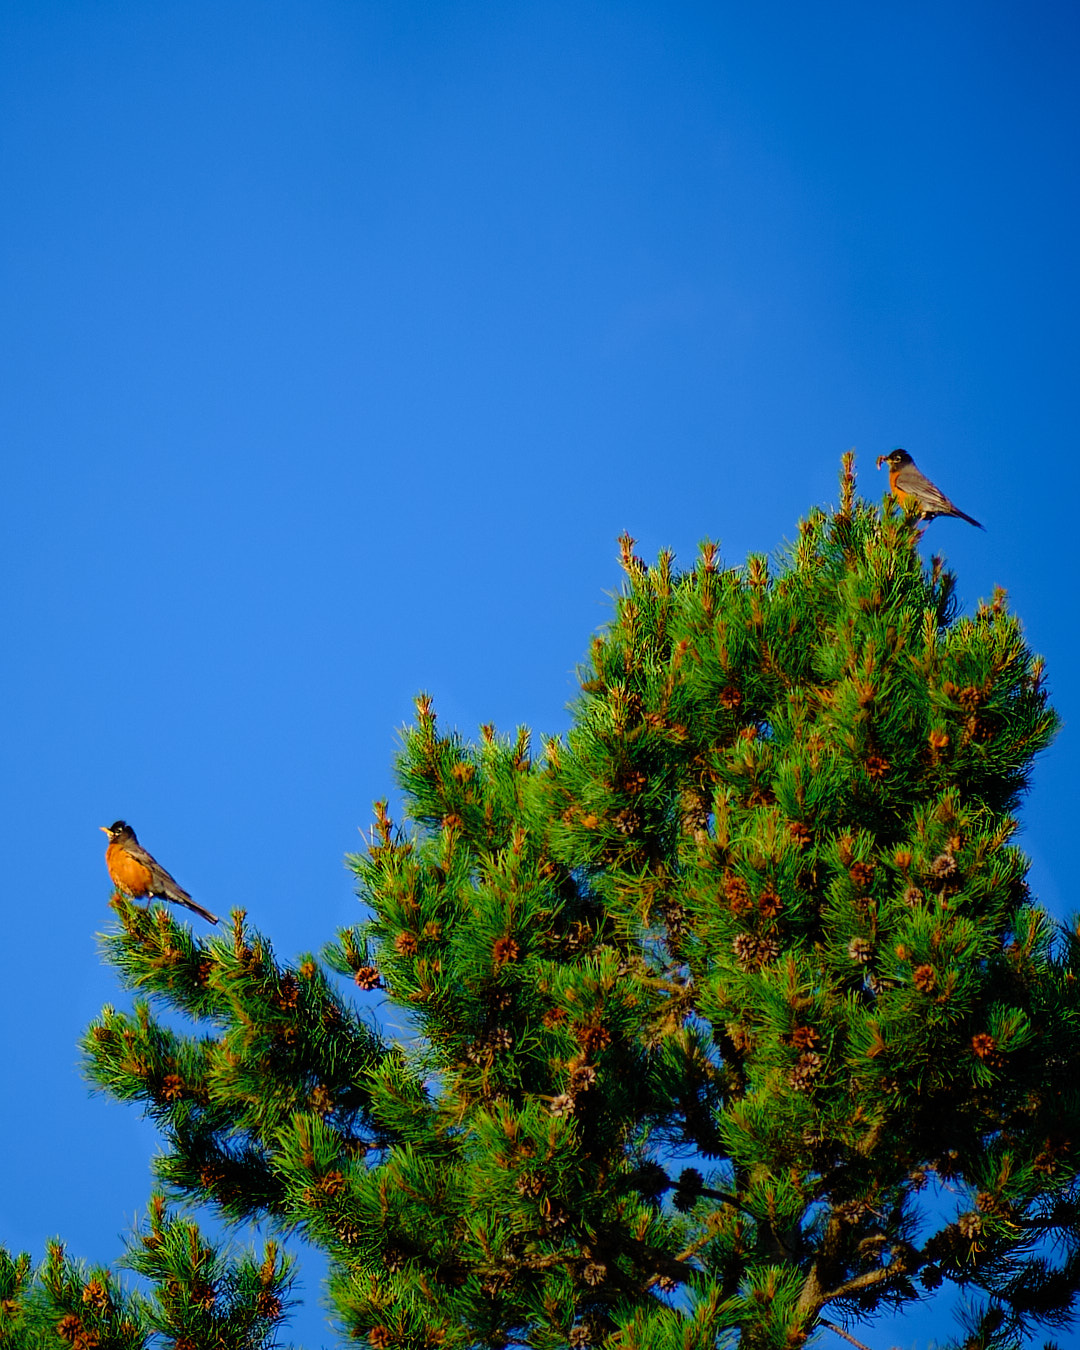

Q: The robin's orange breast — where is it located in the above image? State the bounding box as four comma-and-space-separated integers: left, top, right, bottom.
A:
889, 467, 915, 506
105, 843, 154, 896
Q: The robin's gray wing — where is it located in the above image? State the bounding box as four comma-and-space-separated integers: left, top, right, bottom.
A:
894, 462, 958, 517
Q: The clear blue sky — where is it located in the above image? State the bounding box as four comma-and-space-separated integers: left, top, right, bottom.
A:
2, 3, 1077, 1346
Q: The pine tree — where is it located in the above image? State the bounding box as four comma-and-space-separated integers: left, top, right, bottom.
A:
6, 455, 1077, 1350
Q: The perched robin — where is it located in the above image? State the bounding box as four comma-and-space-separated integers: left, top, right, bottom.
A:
101, 821, 219, 925
876, 449, 984, 529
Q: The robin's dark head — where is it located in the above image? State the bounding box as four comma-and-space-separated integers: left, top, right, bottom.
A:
101, 821, 135, 843
877, 448, 913, 469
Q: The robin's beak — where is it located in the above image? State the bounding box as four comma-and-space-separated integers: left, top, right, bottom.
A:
100, 826, 111, 835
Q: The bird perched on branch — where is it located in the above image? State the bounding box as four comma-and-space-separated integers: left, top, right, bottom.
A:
876, 449, 984, 529
101, 820, 219, 925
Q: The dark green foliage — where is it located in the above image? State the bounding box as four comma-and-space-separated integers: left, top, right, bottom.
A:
0, 1200, 294, 1350
16, 457, 1078, 1349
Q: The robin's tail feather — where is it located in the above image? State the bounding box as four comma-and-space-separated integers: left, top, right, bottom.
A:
163, 889, 220, 925
952, 507, 985, 530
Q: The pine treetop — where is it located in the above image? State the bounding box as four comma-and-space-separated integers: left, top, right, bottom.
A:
49, 458, 1078, 1350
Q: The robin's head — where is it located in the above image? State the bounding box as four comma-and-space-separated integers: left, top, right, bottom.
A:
876, 448, 913, 469
101, 821, 135, 843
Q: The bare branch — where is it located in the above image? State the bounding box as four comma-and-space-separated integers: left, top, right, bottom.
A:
819, 1319, 876, 1350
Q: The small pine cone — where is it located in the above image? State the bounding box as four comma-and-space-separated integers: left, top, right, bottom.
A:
160, 1074, 184, 1102
921, 1264, 942, 1290
394, 932, 418, 956
724, 873, 754, 916
865, 753, 890, 781
662, 902, 688, 939
673, 1167, 703, 1212
255, 1291, 282, 1320
789, 1052, 822, 1091
81, 1281, 109, 1312
384, 1248, 407, 1274
732, 933, 759, 970
971, 1033, 1004, 1068
849, 861, 875, 890
568, 1327, 595, 1349
490, 1026, 513, 1053
318, 1170, 346, 1196
274, 972, 300, 1009
847, 937, 873, 964
369, 1328, 393, 1349
582, 1261, 607, 1286
516, 1170, 545, 1198
928, 729, 950, 759
903, 885, 925, 907
309, 1084, 335, 1116
656, 1274, 677, 1293
633, 1161, 668, 1199
719, 685, 742, 710
621, 768, 648, 795
930, 852, 958, 883
957, 1212, 982, 1240
756, 933, 780, 966
680, 788, 711, 836
542, 1006, 567, 1028
790, 1025, 819, 1051
549, 1093, 575, 1117
975, 1191, 1005, 1216
758, 885, 783, 918
569, 1063, 597, 1093
788, 820, 812, 850
541, 1199, 570, 1230
577, 1025, 611, 1054
191, 1279, 215, 1311
354, 965, 381, 990
913, 964, 937, 993
492, 936, 520, 968
958, 684, 983, 712
613, 807, 642, 836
